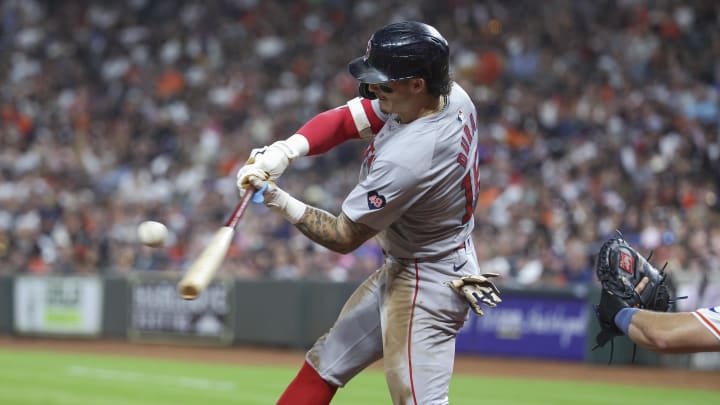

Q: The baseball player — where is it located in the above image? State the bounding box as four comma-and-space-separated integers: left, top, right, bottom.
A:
603, 277, 720, 353
236, 21, 501, 405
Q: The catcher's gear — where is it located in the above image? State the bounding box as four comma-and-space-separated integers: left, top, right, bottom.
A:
593, 237, 671, 349
236, 136, 308, 197
594, 289, 634, 348
448, 274, 502, 316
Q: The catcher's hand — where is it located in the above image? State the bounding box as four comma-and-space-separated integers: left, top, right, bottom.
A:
594, 278, 649, 347
448, 274, 502, 316
593, 237, 670, 348
236, 136, 307, 197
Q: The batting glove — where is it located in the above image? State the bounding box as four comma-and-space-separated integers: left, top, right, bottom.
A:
448, 274, 502, 316
247, 176, 307, 224
236, 135, 309, 197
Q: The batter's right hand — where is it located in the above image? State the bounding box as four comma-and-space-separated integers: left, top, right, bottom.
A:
246, 176, 307, 224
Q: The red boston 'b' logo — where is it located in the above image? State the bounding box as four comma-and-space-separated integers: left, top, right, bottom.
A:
619, 251, 634, 274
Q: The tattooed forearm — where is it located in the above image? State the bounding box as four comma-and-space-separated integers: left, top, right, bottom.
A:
295, 208, 377, 254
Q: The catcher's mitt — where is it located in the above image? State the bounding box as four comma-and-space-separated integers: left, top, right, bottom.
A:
593, 237, 671, 349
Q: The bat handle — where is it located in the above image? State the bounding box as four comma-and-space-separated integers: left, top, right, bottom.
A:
225, 187, 255, 229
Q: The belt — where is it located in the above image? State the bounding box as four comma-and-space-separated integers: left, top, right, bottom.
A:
386, 240, 468, 263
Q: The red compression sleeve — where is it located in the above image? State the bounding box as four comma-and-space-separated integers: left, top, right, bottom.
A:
298, 98, 384, 155
276, 361, 337, 405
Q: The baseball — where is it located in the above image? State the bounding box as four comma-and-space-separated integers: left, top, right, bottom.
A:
137, 220, 168, 247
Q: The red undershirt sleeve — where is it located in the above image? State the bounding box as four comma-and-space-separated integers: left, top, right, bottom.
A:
297, 98, 385, 156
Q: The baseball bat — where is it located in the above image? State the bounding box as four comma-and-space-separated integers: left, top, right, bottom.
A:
177, 189, 254, 300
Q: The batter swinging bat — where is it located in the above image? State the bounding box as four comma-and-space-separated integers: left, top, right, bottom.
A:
177, 189, 254, 300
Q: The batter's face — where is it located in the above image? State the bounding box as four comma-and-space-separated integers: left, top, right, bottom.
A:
369, 79, 416, 112
368, 78, 429, 123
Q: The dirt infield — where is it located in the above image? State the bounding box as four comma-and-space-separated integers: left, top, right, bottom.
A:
1, 335, 718, 391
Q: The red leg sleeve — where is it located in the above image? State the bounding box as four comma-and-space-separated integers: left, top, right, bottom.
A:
276, 360, 338, 405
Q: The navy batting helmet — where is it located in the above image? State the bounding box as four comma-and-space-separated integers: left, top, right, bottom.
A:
348, 21, 451, 97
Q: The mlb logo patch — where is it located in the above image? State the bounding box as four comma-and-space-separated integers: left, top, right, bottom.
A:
367, 190, 386, 210
619, 251, 634, 274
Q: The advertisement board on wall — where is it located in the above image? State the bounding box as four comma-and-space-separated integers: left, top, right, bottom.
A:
456, 293, 589, 361
13, 276, 103, 336
128, 275, 233, 344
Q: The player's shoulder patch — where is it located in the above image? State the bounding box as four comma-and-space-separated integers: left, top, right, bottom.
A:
367, 190, 386, 210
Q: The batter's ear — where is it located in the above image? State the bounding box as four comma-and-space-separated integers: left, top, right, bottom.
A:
409, 78, 426, 94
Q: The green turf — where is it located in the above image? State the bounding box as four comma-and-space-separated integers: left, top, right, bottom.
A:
0, 349, 718, 405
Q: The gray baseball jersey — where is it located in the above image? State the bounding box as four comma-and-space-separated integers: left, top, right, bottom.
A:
306, 83, 483, 405
342, 83, 478, 259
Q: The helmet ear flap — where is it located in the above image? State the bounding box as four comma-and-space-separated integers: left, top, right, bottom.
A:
358, 83, 377, 100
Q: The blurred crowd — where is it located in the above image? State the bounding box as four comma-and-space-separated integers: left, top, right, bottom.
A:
0, 0, 719, 305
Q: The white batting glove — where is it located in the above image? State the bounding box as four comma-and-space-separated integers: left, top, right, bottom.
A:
237, 166, 269, 197
236, 135, 309, 196
448, 273, 502, 316
247, 176, 307, 224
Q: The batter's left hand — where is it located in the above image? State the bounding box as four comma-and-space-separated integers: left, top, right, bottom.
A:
448, 274, 502, 316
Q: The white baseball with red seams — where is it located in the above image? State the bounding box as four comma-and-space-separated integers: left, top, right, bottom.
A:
137, 221, 168, 247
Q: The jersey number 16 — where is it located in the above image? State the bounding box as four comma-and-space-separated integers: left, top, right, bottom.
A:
458, 114, 480, 224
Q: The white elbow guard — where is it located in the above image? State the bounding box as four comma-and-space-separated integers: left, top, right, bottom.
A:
279, 134, 310, 160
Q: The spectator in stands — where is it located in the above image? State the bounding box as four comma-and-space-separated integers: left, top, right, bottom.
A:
0, 1, 717, 300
